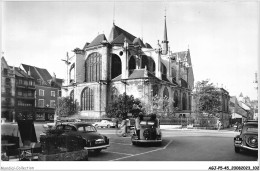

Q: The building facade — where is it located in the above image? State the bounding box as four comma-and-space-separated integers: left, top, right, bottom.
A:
14, 67, 36, 121
21, 64, 60, 121
62, 16, 195, 119
1, 57, 16, 122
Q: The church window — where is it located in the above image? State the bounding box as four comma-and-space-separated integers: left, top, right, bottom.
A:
85, 52, 102, 82
81, 87, 94, 110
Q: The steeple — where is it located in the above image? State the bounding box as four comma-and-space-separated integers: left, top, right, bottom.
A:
162, 12, 169, 55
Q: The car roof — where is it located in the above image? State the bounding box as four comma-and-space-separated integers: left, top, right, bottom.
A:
58, 122, 93, 127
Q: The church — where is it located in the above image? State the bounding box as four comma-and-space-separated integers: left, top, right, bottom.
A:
62, 15, 194, 119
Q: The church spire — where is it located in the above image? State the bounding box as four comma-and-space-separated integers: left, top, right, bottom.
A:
162, 10, 169, 55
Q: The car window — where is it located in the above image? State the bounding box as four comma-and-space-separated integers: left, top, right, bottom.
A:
85, 126, 96, 132
77, 126, 84, 132
64, 125, 75, 131
56, 125, 63, 130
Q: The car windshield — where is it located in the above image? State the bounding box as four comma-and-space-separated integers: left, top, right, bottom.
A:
77, 125, 97, 132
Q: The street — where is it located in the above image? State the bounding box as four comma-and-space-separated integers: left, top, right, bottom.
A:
1, 123, 258, 161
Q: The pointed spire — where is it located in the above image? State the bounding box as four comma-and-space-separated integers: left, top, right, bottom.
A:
162, 10, 169, 55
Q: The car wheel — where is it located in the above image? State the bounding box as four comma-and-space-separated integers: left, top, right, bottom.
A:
107, 124, 111, 128
235, 147, 240, 153
94, 149, 102, 153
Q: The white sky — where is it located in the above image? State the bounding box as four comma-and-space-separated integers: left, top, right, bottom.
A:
2, 0, 259, 100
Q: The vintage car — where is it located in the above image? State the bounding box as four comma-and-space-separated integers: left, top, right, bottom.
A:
53, 122, 109, 153
234, 120, 258, 153
93, 120, 116, 128
131, 117, 162, 145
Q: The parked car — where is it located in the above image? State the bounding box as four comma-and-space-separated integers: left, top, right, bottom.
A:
234, 120, 258, 153
131, 116, 162, 145
50, 122, 110, 153
93, 120, 116, 128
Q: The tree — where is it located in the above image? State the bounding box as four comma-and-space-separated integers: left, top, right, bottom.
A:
106, 93, 142, 118
193, 79, 221, 116
55, 97, 79, 118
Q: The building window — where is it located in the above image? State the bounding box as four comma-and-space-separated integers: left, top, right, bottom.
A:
18, 91, 22, 96
28, 91, 32, 97
3, 68, 8, 75
39, 89, 44, 96
51, 91, 55, 97
24, 80, 28, 85
50, 100, 55, 108
5, 78, 11, 85
38, 99, 44, 107
29, 80, 33, 86
81, 87, 94, 110
19, 79, 23, 85
85, 52, 102, 82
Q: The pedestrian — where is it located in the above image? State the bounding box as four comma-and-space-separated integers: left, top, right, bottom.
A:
135, 112, 143, 139
120, 116, 127, 137
218, 120, 222, 130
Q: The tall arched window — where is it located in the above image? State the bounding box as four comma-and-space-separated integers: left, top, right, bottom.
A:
182, 93, 187, 110
174, 91, 178, 108
81, 87, 94, 110
85, 52, 102, 82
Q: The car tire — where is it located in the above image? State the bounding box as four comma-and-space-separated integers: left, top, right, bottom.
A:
94, 149, 102, 153
235, 147, 240, 153
107, 124, 111, 128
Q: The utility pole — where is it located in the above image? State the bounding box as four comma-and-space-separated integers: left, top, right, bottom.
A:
61, 52, 73, 86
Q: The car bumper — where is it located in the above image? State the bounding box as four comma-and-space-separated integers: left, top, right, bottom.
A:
132, 139, 162, 143
234, 144, 258, 151
84, 144, 110, 150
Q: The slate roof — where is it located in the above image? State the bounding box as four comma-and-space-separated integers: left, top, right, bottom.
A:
112, 69, 157, 81
110, 33, 133, 45
133, 38, 146, 48
145, 43, 153, 49
22, 64, 53, 86
14, 67, 34, 79
86, 34, 107, 48
109, 24, 136, 43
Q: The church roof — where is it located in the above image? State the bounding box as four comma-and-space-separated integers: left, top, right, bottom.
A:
110, 33, 133, 45
172, 51, 188, 61
86, 34, 107, 48
133, 38, 146, 48
83, 42, 90, 49
145, 43, 153, 49
112, 69, 157, 81
109, 24, 136, 43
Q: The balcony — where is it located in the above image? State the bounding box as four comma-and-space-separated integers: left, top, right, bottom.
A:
16, 95, 35, 100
